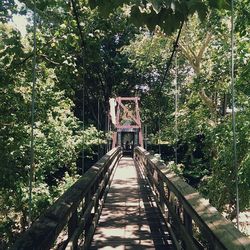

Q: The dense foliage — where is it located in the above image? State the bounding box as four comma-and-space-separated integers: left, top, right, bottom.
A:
122, 4, 250, 224
0, 0, 249, 246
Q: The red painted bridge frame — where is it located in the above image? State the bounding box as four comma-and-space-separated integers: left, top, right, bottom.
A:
111, 97, 143, 148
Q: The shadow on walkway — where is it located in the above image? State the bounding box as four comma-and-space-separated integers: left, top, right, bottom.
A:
90, 157, 174, 250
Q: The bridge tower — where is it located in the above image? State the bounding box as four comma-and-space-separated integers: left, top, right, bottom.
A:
109, 97, 143, 153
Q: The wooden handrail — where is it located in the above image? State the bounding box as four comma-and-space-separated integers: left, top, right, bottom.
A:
134, 146, 250, 250
11, 147, 122, 250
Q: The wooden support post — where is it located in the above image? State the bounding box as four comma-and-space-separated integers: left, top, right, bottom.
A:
183, 210, 193, 249
68, 210, 78, 248
153, 169, 157, 193
158, 175, 165, 213
183, 210, 192, 236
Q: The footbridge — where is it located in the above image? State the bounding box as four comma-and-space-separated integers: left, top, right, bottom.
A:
12, 147, 250, 250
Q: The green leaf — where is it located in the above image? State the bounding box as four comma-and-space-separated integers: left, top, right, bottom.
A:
150, 0, 162, 13
88, 0, 130, 17
187, 0, 208, 21
208, 0, 230, 9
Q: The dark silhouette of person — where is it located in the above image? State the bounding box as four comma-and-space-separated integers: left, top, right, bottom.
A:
125, 141, 130, 150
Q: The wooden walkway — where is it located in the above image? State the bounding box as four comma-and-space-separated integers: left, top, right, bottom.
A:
90, 157, 174, 250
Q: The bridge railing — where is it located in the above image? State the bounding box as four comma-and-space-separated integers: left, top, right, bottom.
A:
134, 146, 250, 250
12, 147, 122, 250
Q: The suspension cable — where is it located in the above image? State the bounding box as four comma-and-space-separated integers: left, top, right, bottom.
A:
158, 117, 161, 154
29, 0, 37, 226
70, 0, 86, 174
174, 51, 178, 164
98, 98, 100, 159
230, 0, 239, 229
81, 33, 85, 174
107, 113, 110, 152
159, 20, 184, 93
82, 80, 85, 174
157, 21, 184, 156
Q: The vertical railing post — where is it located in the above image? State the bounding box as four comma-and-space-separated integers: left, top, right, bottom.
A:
183, 209, 193, 246
152, 168, 157, 193
68, 210, 78, 249
158, 174, 165, 214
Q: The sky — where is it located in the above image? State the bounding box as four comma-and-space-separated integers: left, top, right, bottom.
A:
12, 14, 28, 36
11, 0, 29, 37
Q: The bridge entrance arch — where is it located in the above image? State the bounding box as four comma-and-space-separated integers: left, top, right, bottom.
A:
109, 96, 143, 155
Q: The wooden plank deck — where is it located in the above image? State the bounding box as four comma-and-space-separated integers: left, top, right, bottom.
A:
90, 157, 174, 250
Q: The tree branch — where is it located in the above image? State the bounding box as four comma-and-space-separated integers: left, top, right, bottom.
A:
197, 32, 213, 61
199, 88, 217, 114
179, 42, 197, 71
13, 53, 33, 66
40, 54, 60, 65
70, 0, 85, 50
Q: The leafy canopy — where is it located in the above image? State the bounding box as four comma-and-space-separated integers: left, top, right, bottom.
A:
89, 0, 231, 33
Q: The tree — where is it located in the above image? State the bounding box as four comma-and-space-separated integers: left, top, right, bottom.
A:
0, 3, 105, 246
89, 0, 231, 34
121, 6, 250, 221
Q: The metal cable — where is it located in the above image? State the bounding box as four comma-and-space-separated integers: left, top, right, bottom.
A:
82, 82, 85, 174
107, 114, 110, 153
29, 0, 37, 226
159, 20, 184, 93
70, 0, 86, 174
82, 39, 85, 174
98, 98, 100, 159
231, 0, 239, 229
174, 52, 178, 165
158, 117, 161, 154
157, 21, 184, 156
